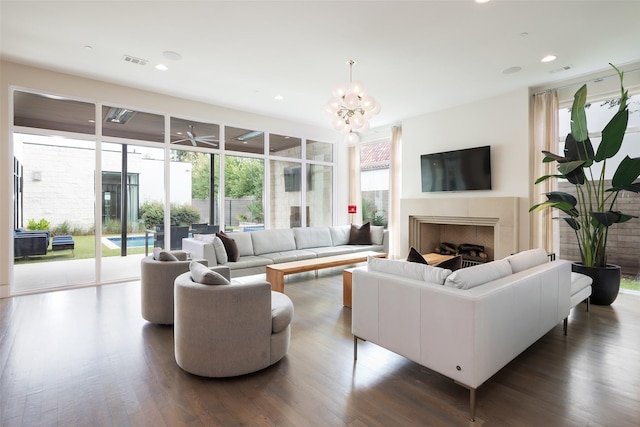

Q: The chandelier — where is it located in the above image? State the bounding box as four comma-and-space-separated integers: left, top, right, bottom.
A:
324, 60, 380, 143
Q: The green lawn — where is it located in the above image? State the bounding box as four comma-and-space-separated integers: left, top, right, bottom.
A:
622, 276, 640, 291
14, 234, 147, 264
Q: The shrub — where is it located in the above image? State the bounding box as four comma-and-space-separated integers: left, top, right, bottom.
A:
53, 220, 71, 236
27, 218, 50, 231
140, 201, 200, 228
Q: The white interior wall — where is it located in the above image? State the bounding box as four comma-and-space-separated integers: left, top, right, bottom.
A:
400, 88, 531, 253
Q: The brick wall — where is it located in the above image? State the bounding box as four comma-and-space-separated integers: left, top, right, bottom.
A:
558, 181, 639, 275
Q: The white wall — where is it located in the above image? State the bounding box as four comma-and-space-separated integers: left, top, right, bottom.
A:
400, 88, 531, 253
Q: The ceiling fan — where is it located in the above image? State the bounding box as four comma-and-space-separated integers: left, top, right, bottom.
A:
172, 124, 218, 147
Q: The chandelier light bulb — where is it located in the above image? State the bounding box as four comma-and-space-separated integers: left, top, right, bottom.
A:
345, 131, 360, 145
325, 59, 380, 142
332, 84, 348, 98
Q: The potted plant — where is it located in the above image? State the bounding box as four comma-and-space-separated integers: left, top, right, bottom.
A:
530, 64, 640, 305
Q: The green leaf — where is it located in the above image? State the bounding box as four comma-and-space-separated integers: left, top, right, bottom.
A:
557, 160, 586, 185
530, 198, 578, 217
612, 156, 640, 188
534, 174, 564, 184
570, 84, 588, 141
545, 191, 577, 206
563, 217, 580, 231
594, 109, 629, 161
564, 134, 594, 166
591, 211, 622, 227
542, 150, 566, 163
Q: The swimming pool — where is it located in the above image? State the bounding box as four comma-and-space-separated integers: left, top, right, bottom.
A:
104, 235, 153, 249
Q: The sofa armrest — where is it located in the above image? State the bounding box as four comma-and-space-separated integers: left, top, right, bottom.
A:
382, 230, 390, 254
182, 238, 217, 265
210, 265, 231, 281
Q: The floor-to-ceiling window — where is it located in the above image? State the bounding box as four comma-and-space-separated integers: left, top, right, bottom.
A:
556, 91, 640, 290
359, 140, 390, 228
10, 89, 335, 294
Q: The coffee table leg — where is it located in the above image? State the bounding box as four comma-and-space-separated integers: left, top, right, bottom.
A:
266, 268, 285, 293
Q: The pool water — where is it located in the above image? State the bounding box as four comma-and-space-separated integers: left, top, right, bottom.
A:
106, 235, 153, 249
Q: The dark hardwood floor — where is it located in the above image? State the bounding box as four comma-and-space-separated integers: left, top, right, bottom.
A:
1, 270, 639, 426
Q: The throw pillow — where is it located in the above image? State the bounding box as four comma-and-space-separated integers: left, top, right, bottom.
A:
189, 261, 230, 285
212, 236, 228, 264
152, 247, 178, 261
348, 222, 372, 245
216, 231, 240, 262
435, 255, 463, 272
406, 247, 428, 264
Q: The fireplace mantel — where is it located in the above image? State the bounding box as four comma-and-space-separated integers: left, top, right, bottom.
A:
400, 197, 519, 260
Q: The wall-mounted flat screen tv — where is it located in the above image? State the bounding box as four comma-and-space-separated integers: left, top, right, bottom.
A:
420, 145, 492, 192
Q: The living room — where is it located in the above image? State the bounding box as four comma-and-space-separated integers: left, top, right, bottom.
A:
1, 1, 640, 425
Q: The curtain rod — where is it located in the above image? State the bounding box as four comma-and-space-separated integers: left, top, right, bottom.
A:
532, 67, 640, 97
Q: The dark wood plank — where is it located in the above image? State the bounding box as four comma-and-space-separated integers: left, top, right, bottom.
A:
1, 270, 639, 426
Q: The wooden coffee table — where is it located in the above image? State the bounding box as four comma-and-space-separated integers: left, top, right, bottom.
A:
266, 251, 387, 293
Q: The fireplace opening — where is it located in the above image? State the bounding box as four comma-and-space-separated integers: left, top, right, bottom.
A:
416, 222, 494, 263
434, 242, 489, 266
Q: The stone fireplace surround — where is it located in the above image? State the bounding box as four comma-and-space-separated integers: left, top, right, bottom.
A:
400, 197, 520, 261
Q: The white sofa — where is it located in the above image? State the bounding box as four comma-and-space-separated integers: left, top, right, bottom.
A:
351, 249, 572, 421
182, 225, 389, 277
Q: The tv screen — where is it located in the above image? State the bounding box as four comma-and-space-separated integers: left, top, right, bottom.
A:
284, 165, 312, 192
420, 146, 491, 192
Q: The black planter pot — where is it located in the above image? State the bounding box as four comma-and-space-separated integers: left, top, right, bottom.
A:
571, 263, 621, 306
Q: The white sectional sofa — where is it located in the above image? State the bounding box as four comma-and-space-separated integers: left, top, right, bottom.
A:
351, 249, 572, 421
182, 225, 389, 278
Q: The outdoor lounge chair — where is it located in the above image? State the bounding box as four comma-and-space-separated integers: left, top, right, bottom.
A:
52, 235, 75, 255
14, 229, 50, 258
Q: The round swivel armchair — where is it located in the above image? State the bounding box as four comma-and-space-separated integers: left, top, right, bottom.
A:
140, 249, 207, 325
174, 264, 294, 377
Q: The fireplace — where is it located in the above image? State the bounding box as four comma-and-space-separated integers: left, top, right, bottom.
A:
401, 197, 520, 260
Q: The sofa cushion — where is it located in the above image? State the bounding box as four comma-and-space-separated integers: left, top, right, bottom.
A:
368, 256, 452, 285
294, 227, 333, 249
216, 231, 240, 262
230, 231, 254, 256
348, 222, 372, 245
505, 248, 548, 273
406, 247, 428, 264
444, 259, 512, 290
251, 229, 296, 255
189, 261, 230, 285
370, 225, 384, 245
330, 225, 351, 246
271, 291, 294, 333
435, 255, 463, 272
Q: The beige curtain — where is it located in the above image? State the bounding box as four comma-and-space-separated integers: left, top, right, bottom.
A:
388, 126, 402, 259
348, 145, 361, 224
531, 90, 559, 253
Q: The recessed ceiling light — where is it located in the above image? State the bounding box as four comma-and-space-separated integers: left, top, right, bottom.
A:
274, 95, 284, 101
155, 64, 168, 71
502, 66, 522, 75
83, 45, 93, 51
163, 51, 182, 61
541, 55, 557, 63
475, 0, 491, 3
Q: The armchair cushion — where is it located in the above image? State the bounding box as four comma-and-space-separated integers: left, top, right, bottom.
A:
370, 225, 384, 245
190, 261, 231, 285
271, 291, 294, 333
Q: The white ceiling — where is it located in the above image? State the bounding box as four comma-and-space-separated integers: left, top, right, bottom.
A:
2, 1, 640, 132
